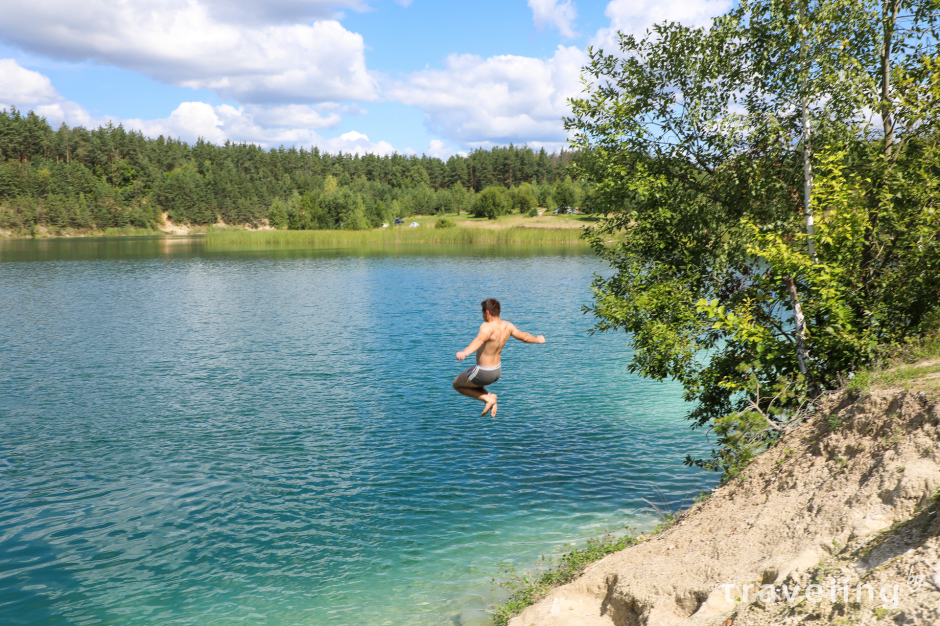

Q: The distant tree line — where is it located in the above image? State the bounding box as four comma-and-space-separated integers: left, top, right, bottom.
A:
0, 108, 587, 232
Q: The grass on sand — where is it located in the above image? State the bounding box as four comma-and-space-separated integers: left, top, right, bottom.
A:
490, 531, 641, 626
846, 333, 940, 394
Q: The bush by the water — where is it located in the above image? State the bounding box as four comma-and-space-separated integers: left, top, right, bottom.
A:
491, 531, 640, 626
435, 217, 456, 229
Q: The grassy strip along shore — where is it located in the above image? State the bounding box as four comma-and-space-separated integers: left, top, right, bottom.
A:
205, 226, 588, 246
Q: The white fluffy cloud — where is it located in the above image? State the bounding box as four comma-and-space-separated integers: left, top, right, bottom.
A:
200, 0, 364, 25
243, 104, 345, 131
34, 97, 389, 154
0, 59, 114, 129
0, 1, 376, 104
128, 102, 231, 145
383, 1, 734, 149
593, 0, 732, 51
0, 59, 389, 153
321, 131, 397, 155
386, 46, 586, 146
124, 103, 376, 150
529, 0, 578, 38
426, 139, 456, 160
0, 58, 61, 110
2, 0, 738, 153
33, 101, 113, 130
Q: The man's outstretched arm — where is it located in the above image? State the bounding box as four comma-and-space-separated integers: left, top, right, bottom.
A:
456, 328, 490, 360
511, 325, 546, 344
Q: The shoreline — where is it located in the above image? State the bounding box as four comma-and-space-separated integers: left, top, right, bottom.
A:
205, 225, 589, 246
0, 211, 597, 242
495, 361, 940, 626
0, 226, 183, 239
1, 224, 593, 246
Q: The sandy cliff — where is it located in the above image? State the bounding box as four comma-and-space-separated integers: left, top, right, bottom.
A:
510, 376, 940, 626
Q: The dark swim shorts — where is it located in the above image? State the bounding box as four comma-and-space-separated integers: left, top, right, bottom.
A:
465, 363, 501, 386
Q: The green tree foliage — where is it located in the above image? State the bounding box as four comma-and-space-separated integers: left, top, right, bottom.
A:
568, 0, 940, 477
536, 183, 556, 209
0, 110, 579, 232
512, 182, 538, 214
267, 197, 289, 229
450, 182, 471, 215
401, 184, 435, 216
472, 186, 511, 219
552, 177, 580, 209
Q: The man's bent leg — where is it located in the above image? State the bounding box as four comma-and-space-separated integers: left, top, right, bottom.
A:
453, 371, 497, 416
455, 384, 488, 401
453, 370, 487, 399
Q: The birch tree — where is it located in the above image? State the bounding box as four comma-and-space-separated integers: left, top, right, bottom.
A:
568, 0, 940, 477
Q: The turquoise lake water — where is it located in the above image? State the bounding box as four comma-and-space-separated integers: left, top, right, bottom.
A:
0, 237, 717, 626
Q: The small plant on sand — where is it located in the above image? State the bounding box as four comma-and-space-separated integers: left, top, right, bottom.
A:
777, 446, 796, 467
640, 487, 686, 533
847, 370, 874, 394
882, 426, 903, 448
490, 531, 640, 626
651, 511, 682, 534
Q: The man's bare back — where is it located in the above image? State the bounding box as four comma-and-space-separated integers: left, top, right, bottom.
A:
453, 298, 545, 417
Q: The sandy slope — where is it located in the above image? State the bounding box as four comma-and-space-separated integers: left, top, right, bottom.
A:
158, 212, 194, 234
510, 380, 940, 626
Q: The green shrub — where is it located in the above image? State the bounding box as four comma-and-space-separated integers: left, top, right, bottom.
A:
435, 217, 456, 229
472, 186, 510, 219
492, 531, 640, 626
513, 183, 538, 214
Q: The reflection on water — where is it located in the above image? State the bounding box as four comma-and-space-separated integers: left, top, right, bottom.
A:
0, 235, 205, 261
0, 236, 716, 626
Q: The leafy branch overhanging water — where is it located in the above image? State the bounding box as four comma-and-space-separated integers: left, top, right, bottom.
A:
567, 0, 940, 477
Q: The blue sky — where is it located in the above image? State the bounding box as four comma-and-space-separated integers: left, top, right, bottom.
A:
0, 0, 730, 157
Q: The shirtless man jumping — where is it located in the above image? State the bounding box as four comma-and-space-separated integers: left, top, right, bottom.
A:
453, 298, 546, 417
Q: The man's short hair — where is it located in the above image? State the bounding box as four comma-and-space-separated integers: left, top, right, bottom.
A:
481, 298, 501, 316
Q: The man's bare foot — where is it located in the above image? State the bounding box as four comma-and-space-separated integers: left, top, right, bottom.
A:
489, 399, 498, 418
482, 393, 497, 417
